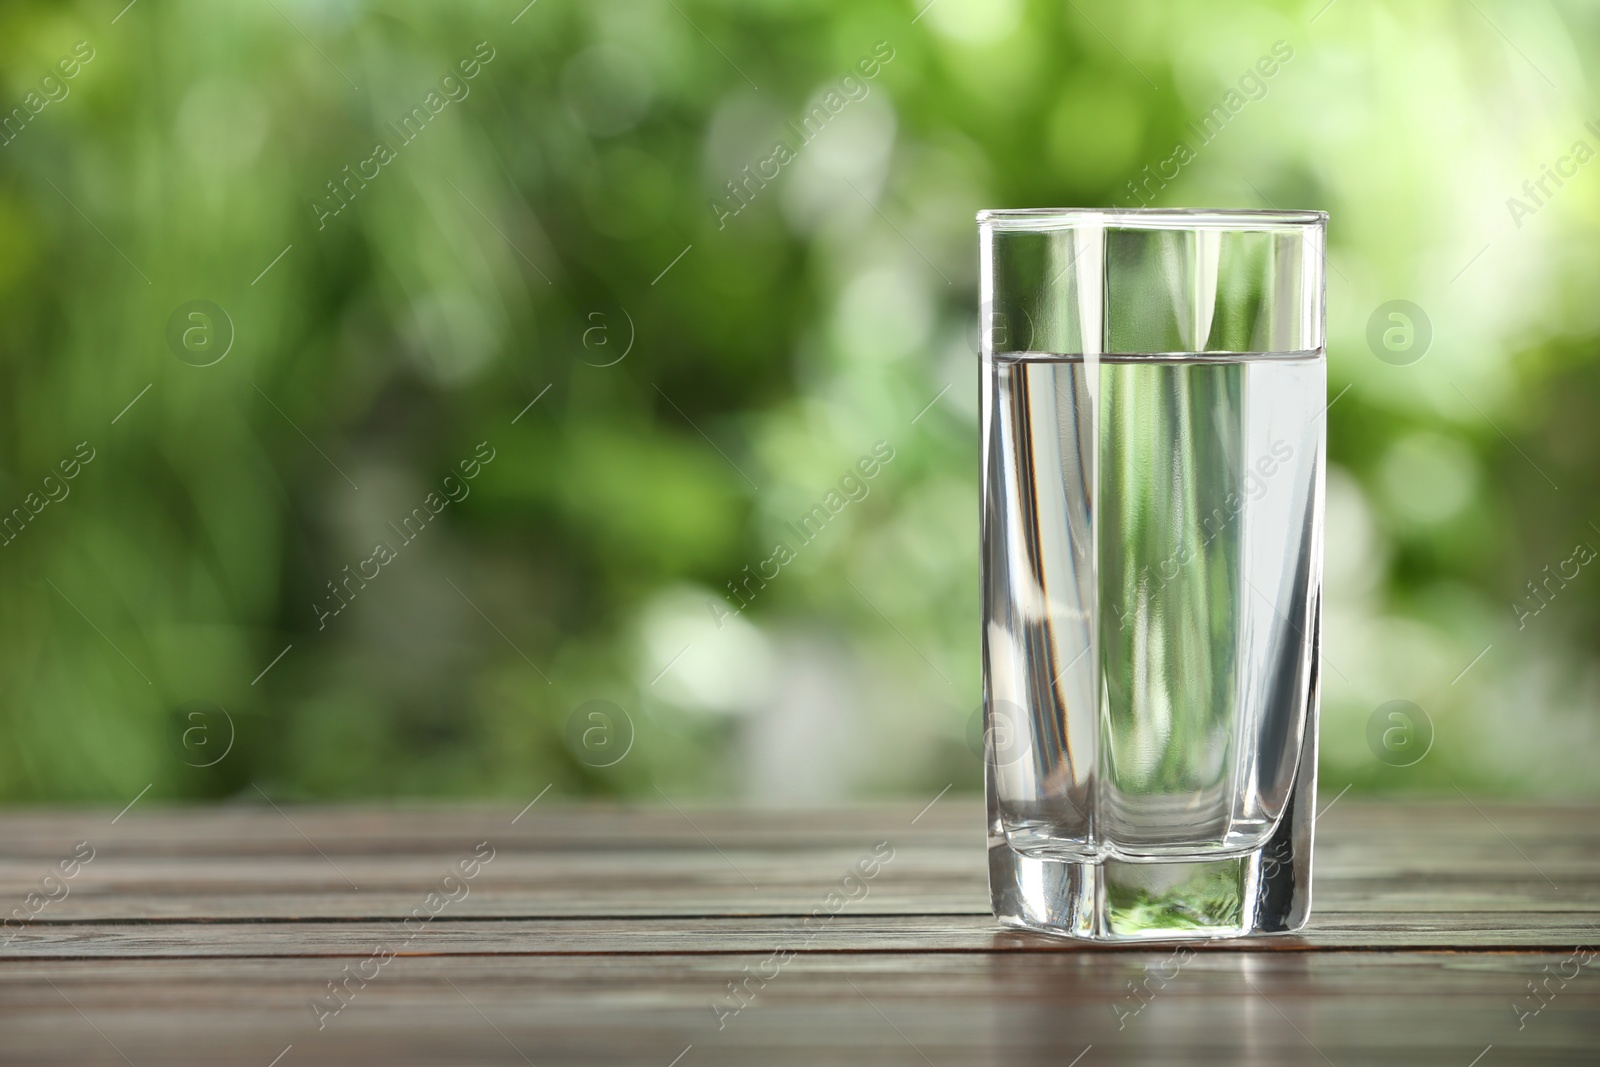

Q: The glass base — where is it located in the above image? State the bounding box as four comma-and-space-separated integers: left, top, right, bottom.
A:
988, 774, 1314, 943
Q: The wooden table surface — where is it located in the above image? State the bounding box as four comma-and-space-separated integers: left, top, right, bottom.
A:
0, 796, 1596, 1065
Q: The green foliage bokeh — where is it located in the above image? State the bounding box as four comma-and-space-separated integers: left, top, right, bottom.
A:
0, 0, 1596, 803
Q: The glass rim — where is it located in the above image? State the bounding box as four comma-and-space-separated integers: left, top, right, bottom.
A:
977, 207, 1327, 231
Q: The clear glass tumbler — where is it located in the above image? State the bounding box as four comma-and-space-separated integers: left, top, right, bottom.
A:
979, 208, 1327, 941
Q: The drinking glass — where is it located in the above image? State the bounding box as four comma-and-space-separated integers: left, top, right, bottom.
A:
979, 208, 1327, 941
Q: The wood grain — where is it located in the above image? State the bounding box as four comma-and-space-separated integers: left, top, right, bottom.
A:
0, 798, 1596, 1065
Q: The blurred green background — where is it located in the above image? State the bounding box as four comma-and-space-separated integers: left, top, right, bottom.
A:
0, 0, 1595, 804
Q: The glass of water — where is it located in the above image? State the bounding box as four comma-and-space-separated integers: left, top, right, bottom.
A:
978, 208, 1327, 941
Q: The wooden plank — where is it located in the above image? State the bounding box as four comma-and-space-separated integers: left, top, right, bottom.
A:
0, 857, 1592, 919
0, 802, 1595, 925
0, 798, 1592, 854
0, 801, 980, 854
0, 953, 1595, 1066
0, 801, 1596, 1063
4, 912, 1600, 957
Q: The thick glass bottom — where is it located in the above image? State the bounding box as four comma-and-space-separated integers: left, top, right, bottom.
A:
988, 767, 1314, 942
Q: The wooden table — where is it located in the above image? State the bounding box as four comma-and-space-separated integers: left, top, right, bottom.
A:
0, 797, 1596, 1065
